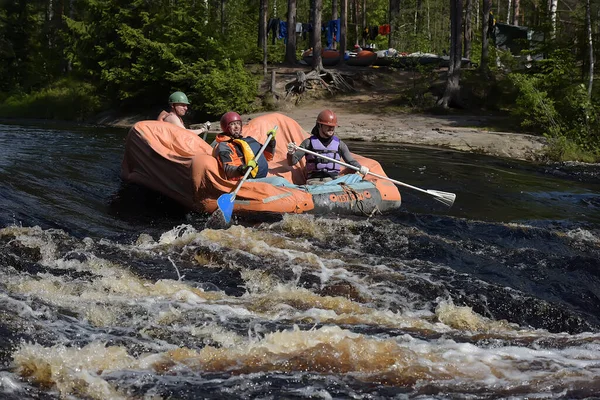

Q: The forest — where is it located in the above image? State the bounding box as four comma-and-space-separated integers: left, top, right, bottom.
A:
0, 0, 598, 161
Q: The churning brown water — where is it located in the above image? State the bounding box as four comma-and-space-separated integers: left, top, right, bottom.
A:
1, 122, 600, 399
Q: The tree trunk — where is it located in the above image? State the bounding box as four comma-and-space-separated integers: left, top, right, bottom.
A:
586, 0, 593, 99
426, 0, 431, 41
262, 0, 268, 75
221, 0, 226, 35
353, 0, 359, 45
362, 0, 366, 47
549, 0, 558, 39
480, 0, 492, 74
513, 0, 520, 26
507, 0, 511, 24
332, 0, 339, 49
285, 0, 298, 65
46, 0, 54, 46
312, 0, 324, 71
53, 0, 68, 73
309, 0, 315, 48
339, 0, 347, 65
439, 0, 463, 108
389, 0, 400, 48
259, 0, 266, 48
464, 0, 472, 59
415, 0, 422, 35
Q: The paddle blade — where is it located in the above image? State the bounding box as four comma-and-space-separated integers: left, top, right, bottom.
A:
205, 207, 230, 229
427, 190, 456, 207
216, 193, 235, 224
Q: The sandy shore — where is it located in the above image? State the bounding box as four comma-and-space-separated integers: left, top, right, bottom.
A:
242, 107, 547, 161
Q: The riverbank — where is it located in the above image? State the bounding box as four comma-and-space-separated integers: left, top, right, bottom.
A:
1, 104, 547, 162
1, 66, 547, 161
93, 66, 547, 161
250, 67, 548, 161
94, 98, 547, 162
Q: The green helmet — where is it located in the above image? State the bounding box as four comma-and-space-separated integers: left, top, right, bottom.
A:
168, 91, 190, 105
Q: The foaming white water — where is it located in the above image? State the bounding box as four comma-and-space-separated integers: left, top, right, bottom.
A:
566, 227, 599, 243
3, 216, 600, 398
0, 371, 24, 394
13, 325, 600, 399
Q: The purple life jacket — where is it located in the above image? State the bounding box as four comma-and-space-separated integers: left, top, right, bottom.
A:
306, 136, 341, 177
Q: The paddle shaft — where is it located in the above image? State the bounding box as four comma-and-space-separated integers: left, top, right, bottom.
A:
292, 144, 449, 199
231, 127, 277, 197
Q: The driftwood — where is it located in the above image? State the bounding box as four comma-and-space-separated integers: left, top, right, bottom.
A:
284, 69, 355, 102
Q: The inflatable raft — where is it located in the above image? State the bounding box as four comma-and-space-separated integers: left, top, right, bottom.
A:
345, 50, 378, 66
120, 113, 401, 218
302, 49, 341, 66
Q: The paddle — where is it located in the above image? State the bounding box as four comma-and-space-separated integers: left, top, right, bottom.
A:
213, 126, 278, 225
290, 143, 456, 207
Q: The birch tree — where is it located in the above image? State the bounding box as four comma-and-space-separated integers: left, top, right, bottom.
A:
221, 0, 226, 35
549, 0, 557, 39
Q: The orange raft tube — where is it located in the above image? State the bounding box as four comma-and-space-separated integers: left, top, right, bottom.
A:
120, 113, 401, 216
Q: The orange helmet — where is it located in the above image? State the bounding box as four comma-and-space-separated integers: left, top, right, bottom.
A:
220, 111, 242, 133
316, 110, 337, 127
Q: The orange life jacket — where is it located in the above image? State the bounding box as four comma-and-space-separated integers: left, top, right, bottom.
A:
213, 134, 273, 180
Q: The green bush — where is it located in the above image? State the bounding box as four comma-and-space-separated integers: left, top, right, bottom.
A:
542, 136, 600, 163
170, 59, 259, 117
507, 50, 600, 160
0, 79, 102, 121
509, 73, 561, 134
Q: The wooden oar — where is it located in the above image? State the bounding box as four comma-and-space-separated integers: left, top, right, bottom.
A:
213, 126, 278, 224
290, 143, 456, 207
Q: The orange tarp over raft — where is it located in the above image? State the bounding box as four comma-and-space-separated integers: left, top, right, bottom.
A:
121, 112, 400, 215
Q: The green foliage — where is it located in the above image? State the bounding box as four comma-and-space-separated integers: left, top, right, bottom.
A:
170, 59, 259, 116
63, 0, 226, 107
542, 136, 600, 163
0, 0, 64, 93
508, 73, 561, 134
57, 0, 265, 115
393, 64, 439, 109
507, 49, 600, 160
0, 79, 102, 121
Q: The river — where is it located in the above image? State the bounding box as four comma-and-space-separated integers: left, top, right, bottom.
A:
1, 121, 600, 399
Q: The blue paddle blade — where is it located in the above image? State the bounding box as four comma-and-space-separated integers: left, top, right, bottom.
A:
216, 193, 235, 224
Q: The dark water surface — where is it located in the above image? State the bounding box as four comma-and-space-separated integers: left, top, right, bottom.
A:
1, 121, 600, 399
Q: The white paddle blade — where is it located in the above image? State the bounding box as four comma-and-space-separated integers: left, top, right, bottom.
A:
427, 190, 456, 207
